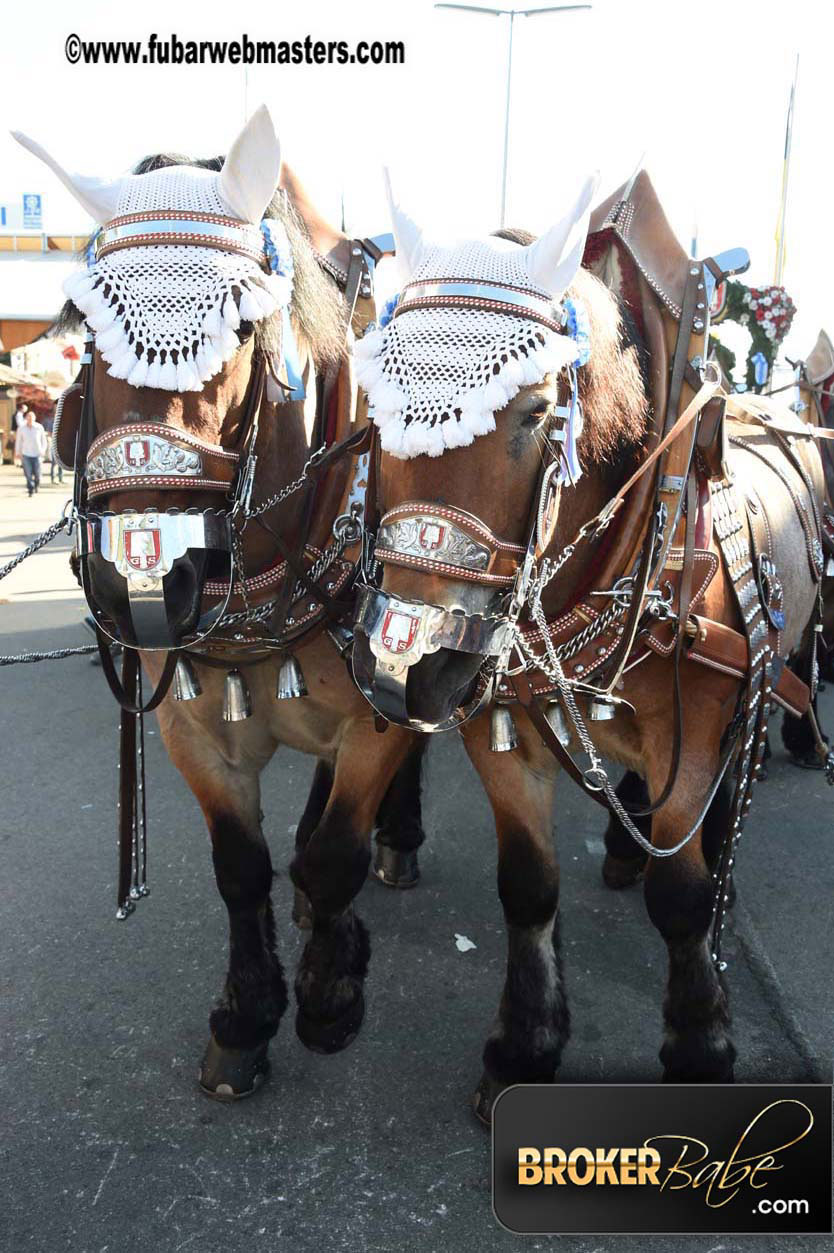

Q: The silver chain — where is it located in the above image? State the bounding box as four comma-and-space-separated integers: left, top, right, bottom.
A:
213, 523, 352, 634
246, 444, 327, 519
0, 644, 98, 666
0, 516, 71, 582
520, 597, 708, 860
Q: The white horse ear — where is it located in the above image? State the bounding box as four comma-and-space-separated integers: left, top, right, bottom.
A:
383, 167, 430, 277
11, 130, 123, 224
522, 172, 600, 297
219, 105, 282, 224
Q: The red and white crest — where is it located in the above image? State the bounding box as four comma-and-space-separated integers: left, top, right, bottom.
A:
125, 527, 161, 571
418, 522, 445, 551
380, 609, 420, 654
124, 438, 151, 469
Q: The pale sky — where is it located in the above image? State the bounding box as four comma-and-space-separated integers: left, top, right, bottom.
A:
1, 0, 830, 367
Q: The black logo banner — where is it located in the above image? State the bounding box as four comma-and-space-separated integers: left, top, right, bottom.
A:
492, 1084, 832, 1234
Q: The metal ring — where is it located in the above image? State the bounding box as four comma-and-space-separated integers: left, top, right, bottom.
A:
333, 512, 362, 543
583, 766, 608, 792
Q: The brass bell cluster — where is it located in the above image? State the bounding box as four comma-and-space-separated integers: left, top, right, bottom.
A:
489, 699, 573, 753
172, 653, 309, 723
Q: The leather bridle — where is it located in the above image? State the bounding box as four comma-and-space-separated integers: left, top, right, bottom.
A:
352, 361, 578, 730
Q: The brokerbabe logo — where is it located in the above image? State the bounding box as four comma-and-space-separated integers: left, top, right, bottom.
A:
492, 1084, 832, 1234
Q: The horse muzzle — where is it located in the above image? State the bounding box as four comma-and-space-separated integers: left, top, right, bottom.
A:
78, 509, 234, 649
351, 584, 512, 730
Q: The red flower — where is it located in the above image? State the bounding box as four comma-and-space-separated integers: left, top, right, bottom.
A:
755, 309, 765, 322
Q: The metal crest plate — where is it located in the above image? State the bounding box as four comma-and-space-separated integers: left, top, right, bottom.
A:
376, 515, 491, 572
87, 434, 203, 482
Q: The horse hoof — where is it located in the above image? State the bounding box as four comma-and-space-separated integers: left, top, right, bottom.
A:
471, 1072, 507, 1128
602, 852, 646, 890
198, 1035, 270, 1101
295, 991, 365, 1054
371, 845, 420, 889
292, 886, 313, 930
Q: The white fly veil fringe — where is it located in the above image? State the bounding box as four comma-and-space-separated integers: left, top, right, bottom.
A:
62, 165, 293, 393
354, 238, 583, 459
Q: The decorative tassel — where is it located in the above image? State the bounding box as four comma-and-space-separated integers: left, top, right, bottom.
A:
108, 347, 138, 379
145, 359, 162, 389
203, 304, 224, 338
63, 271, 96, 301
158, 358, 178, 391
202, 338, 224, 376
218, 323, 239, 355
87, 300, 120, 333
95, 323, 124, 352
127, 356, 150, 387
222, 293, 241, 330
238, 286, 263, 321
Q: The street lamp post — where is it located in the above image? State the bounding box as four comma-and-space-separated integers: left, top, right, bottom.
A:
435, 3, 591, 226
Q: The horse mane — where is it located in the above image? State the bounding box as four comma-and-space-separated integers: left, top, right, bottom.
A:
53, 151, 346, 369
494, 228, 650, 465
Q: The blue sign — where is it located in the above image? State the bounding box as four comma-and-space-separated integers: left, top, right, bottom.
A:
22, 193, 42, 230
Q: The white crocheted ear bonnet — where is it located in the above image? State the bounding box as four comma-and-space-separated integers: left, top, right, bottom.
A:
356, 172, 598, 459
13, 107, 291, 393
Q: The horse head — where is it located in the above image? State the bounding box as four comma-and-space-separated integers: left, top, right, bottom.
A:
353, 171, 649, 728
15, 108, 344, 649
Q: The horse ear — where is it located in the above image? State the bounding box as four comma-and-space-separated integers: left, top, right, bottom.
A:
219, 105, 282, 224
383, 168, 430, 277
522, 172, 600, 297
11, 131, 123, 224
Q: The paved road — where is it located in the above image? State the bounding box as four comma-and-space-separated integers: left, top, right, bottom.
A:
1, 465, 831, 1253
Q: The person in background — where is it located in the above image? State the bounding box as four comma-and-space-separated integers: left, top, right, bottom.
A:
14, 409, 48, 496
13, 402, 27, 430
41, 409, 63, 483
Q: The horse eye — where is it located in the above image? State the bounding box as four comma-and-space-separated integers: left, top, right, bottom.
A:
522, 404, 552, 428
237, 320, 255, 343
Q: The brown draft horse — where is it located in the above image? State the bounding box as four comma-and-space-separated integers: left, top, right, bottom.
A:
778, 330, 834, 764
20, 111, 424, 1100
349, 175, 826, 1119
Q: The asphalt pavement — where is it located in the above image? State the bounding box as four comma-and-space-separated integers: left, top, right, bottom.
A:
1, 463, 832, 1253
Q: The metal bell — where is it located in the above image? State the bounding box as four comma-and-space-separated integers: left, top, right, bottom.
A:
589, 697, 617, 721
173, 655, 202, 702
222, 669, 252, 722
545, 701, 570, 745
276, 654, 308, 700
490, 705, 518, 753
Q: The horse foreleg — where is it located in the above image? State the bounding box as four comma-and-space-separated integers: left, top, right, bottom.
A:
290, 723, 414, 1053
602, 770, 650, 889
291, 760, 334, 929
462, 716, 566, 1125
161, 722, 287, 1100
372, 733, 428, 888
643, 746, 735, 1084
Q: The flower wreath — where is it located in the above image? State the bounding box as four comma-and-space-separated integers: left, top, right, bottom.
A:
711, 280, 796, 390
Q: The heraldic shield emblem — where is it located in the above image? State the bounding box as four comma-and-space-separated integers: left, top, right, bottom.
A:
380, 608, 421, 654
125, 438, 151, 469
124, 525, 162, 572
418, 522, 446, 551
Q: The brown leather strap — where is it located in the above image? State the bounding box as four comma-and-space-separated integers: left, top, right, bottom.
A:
96, 629, 177, 711
510, 670, 611, 811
